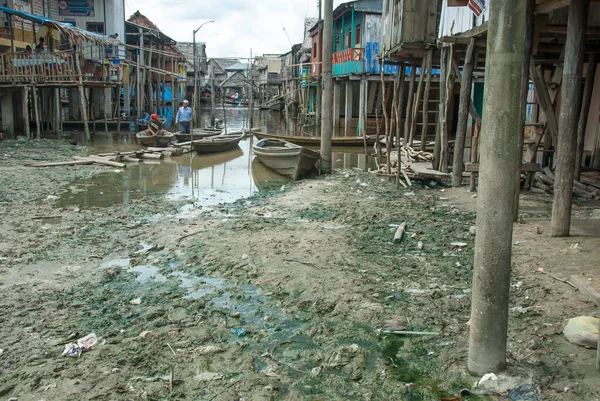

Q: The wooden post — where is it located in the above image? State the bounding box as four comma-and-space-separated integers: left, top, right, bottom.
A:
404, 63, 416, 145
210, 65, 216, 126
551, 0, 589, 237
434, 47, 448, 170
575, 53, 597, 179
344, 81, 354, 137
441, 45, 455, 173
452, 38, 476, 187
333, 81, 341, 135
513, 0, 535, 220
32, 86, 41, 140
420, 48, 433, 151
381, 58, 391, 174
409, 55, 427, 145
103, 88, 109, 134
359, 76, 367, 149
320, 0, 333, 173
137, 28, 144, 116
468, 0, 526, 376
75, 52, 90, 141
395, 65, 406, 186
54, 88, 61, 139
22, 87, 30, 139
147, 43, 154, 115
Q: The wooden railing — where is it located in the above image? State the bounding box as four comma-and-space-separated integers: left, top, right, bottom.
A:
0, 51, 96, 84
332, 48, 365, 65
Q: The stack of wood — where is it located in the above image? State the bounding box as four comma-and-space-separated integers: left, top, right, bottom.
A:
26, 147, 187, 169
533, 167, 600, 200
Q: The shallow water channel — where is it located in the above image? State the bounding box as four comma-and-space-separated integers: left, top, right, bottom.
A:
59, 107, 376, 209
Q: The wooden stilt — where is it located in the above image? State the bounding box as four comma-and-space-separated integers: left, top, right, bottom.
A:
551, 0, 589, 237
381, 59, 391, 174
513, 0, 535, 220
575, 53, 597, 179
409, 55, 427, 145
22, 87, 30, 139
420, 48, 433, 151
441, 45, 455, 173
452, 38, 476, 187
75, 53, 90, 141
103, 88, 109, 135
395, 65, 406, 187
404, 63, 416, 145
32, 85, 41, 140
434, 47, 447, 170
54, 88, 61, 139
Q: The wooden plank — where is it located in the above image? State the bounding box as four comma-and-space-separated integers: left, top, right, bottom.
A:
569, 275, 600, 305
535, 0, 569, 14
530, 62, 558, 143
420, 48, 433, 151
409, 54, 427, 144
465, 162, 541, 173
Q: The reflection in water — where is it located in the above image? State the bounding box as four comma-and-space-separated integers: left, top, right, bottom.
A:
58, 107, 376, 209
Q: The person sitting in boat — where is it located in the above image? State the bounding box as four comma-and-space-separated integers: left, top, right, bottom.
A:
147, 114, 163, 136
139, 111, 150, 127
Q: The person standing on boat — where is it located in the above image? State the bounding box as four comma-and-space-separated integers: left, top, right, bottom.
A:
176, 100, 193, 134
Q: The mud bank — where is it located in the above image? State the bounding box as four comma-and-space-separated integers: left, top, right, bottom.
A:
0, 140, 598, 401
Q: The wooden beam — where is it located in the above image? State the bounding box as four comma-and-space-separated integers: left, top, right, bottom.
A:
575, 53, 598, 178
530, 62, 559, 143
535, 0, 569, 14
465, 162, 541, 173
569, 275, 600, 305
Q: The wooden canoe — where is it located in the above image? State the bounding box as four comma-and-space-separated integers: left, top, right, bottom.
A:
192, 133, 245, 155
175, 129, 223, 142
253, 138, 320, 180
253, 132, 378, 146
136, 131, 175, 147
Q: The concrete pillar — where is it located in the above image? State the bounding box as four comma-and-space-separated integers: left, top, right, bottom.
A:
320, 0, 333, 173
344, 81, 354, 137
468, 0, 526, 375
333, 81, 341, 136
1, 92, 15, 138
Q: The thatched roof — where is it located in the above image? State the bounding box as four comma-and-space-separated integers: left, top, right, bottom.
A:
128, 11, 160, 31
0, 6, 118, 45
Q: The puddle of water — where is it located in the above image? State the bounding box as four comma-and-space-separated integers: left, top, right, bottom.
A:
129, 264, 166, 282
57, 107, 377, 210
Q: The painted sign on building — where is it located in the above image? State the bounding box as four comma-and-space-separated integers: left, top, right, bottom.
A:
12, 0, 32, 30
58, 0, 94, 17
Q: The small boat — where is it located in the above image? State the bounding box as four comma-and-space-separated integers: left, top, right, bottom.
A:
253, 132, 379, 147
192, 133, 245, 154
253, 138, 320, 180
136, 131, 175, 147
175, 129, 223, 142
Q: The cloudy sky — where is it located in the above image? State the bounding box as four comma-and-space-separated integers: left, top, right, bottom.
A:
124, 0, 345, 60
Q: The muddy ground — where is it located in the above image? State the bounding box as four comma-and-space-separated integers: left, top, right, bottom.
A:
0, 139, 599, 401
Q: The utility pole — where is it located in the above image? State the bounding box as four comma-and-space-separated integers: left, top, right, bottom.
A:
210, 64, 216, 126
315, 0, 322, 137
551, 0, 589, 237
249, 49, 254, 130
192, 20, 215, 128
468, 0, 526, 375
320, 0, 333, 173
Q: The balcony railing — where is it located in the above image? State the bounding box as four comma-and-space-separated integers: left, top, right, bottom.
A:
0, 51, 119, 84
332, 48, 365, 76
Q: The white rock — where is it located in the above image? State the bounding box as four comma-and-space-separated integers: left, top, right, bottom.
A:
476, 373, 498, 387
469, 226, 477, 236
130, 298, 142, 305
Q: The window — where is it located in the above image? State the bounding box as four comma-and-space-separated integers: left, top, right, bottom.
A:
313, 42, 317, 58
86, 22, 104, 34
355, 24, 361, 47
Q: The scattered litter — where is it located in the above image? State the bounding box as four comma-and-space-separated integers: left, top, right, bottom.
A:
45, 195, 59, 202
138, 331, 155, 341
241, 254, 248, 260
514, 241, 521, 246
570, 243, 581, 250
471, 194, 478, 198
563, 316, 599, 348
469, 226, 476, 236
455, 262, 462, 268
195, 372, 223, 382
0, 348, 3, 355
439, 197, 450, 200
360, 182, 369, 187
417, 241, 424, 250
194, 345, 223, 355
230, 328, 246, 337
404, 191, 416, 197
130, 298, 142, 305
232, 312, 241, 318
62, 333, 98, 358
536, 268, 546, 274
476, 373, 498, 387
451, 242, 468, 248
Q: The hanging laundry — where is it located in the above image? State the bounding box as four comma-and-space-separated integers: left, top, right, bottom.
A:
468, 0, 485, 16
